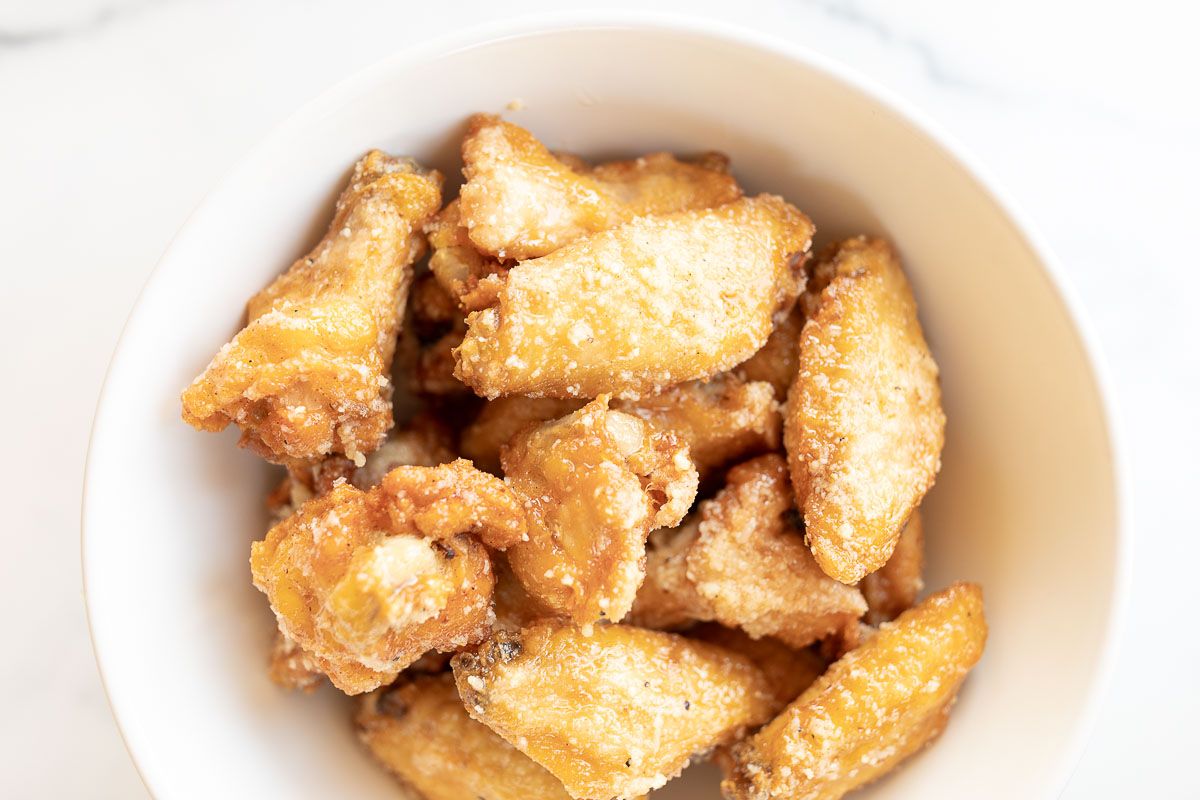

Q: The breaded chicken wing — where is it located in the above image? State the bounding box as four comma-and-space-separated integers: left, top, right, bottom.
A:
459, 395, 585, 474
452, 621, 775, 799
455, 195, 814, 400
182, 151, 442, 465
630, 455, 865, 648
250, 460, 525, 694
501, 396, 698, 626
721, 583, 986, 800
860, 510, 925, 625
784, 237, 945, 583
458, 114, 741, 261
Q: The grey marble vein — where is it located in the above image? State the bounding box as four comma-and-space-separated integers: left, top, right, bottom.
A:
0, 0, 163, 50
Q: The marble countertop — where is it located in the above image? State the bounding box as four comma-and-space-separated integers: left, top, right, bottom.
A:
2, 0, 1196, 796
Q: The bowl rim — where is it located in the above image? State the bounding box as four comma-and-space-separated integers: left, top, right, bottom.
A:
81, 10, 1133, 798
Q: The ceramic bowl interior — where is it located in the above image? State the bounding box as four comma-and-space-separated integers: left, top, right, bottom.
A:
84, 17, 1124, 800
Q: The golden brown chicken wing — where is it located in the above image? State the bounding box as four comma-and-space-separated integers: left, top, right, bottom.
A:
455, 195, 814, 400
250, 460, 525, 694
860, 509, 925, 625
457, 114, 741, 261
721, 583, 986, 800
452, 621, 775, 799
501, 396, 697, 626
784, 237, 945, 583
182, 151, 442, 465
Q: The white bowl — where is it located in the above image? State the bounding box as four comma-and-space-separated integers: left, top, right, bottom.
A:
83, 13, 1129, 800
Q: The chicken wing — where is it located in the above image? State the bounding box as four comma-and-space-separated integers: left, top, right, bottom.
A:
182, 151, 442, 465
721, 583, 986, 800
458, 114, 740, 261
455, 195, 814, 399
250, 460, 525, 694
501, 396, 697, 626
784, 237, 945, 583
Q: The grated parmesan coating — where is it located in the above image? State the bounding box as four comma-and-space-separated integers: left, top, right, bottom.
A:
501, 396, 698, 626
613, 374, 781, 484
721, 583, 986, 800
626, 519, 708, 631
860, 510, 925, 626
357, 673, 573, 800
451, 621, 774, 800
249, 460, 525, 694
454, 195, 814, 400
181, 151, 442, 465
784, 237, 945, 584
457, 114, 741, 261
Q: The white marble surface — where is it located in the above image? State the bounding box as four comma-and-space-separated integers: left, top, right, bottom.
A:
1, 0, 1196, 796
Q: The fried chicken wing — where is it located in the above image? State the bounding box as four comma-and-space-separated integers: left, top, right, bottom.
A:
452, 621, 775, 799
455, 195, 814, 400
350, 413, 456, 489
614, 375, 780, 482
784, 237, 945, 583
424, 199, 509, 312
501, 396, 698, 625
357, 673, 573, 800
721, 583, 986, 800
182, 151, 443, 465
458, 115, 741, 261
459, 396, 585, 474
249, 460, 525, 694
686, 455, 866, 648
629, 455, 864, 647
860, 510, 925, 626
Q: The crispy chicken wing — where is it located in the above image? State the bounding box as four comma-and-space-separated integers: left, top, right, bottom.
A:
501, 396, 698, 626
250, 460, 525, 694
721, 583, 986, 800
686, 455, 866, 648
458, 114, 741, 261
452, 621, 775, 799
459, 396, 585, 474
784, 237, 945, 583
455, 195, 814, 400
182, 151, 442, 465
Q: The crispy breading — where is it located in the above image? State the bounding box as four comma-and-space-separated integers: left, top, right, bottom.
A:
452, 621, 775, 799
688, 624, 826, 715
501, 396, 698, 625
626, 519, 708, 631
181, 151, 442, 465
722, 583, 986, 800
455, 195, 814, 400
784, 236, 945, 583
685, 455, 866, 648
459, 396, 585, 474
614, 375, 780, 482
249, 460, 525, 694
357, 673, 573, 800
734, 305, 805, 400
415, 323, 472, 396
860, 510, 925, 626
267, 630, 324, 693
458, 115, 741, 261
